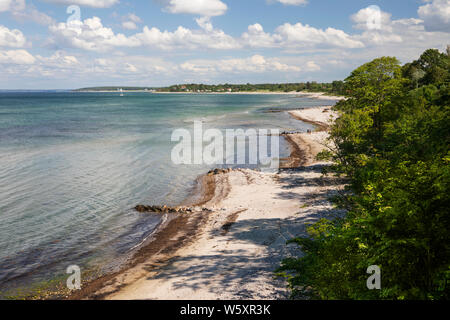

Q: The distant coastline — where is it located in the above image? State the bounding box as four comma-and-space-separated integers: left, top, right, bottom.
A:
73, 81, 347, 99
73, 88, 345, 100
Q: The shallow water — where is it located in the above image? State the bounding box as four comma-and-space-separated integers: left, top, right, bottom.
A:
0, 92, 336, 294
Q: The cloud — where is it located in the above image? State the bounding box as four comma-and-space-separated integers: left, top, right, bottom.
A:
0, 49, 35, 64
49, 17, 141, 51
93, 56, 172, 75
164, 0, 228, 17
0, 0, 25, 12
124, 62, 137, 72
273, 22, 364, 49
241, 23, 275, 48
136, 22, 240, 50
357, 31, 402, 46
276, 22, 364, 48
305, 60, 320, 71
4, 3, 450, 87
351, 5, 392, 31
0, 25, 27, 47
4, 51, 81, 79
0, 1, 55, 25
180, 54, 301, 74
49, 15, 240, 51
36, 50, 79, 67
350, 5, 450, 53
48, 13, 365, 53
121, 13, 142, 30
275, 0, 308, 6
242, 22, 364, 49
122, 21, 138, 30
418, 0, 450, 32
126, 13, 142, 24
351, 6, 405, 46
41, 0, 118, 8
11, 4, 55, 25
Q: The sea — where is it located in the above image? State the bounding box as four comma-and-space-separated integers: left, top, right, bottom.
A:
0, 91, 337, 296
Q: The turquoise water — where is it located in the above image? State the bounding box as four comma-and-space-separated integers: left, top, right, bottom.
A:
0, 92, 335, 294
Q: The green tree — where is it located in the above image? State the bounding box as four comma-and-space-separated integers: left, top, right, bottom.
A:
278, 49, 450, 300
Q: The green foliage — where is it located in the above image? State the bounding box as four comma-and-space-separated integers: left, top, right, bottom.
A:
155, 82, 346, 95
278, 50, 450, 300
402, 49, 450, 89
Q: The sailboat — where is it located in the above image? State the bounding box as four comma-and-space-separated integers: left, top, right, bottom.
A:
119, 88, 124, 96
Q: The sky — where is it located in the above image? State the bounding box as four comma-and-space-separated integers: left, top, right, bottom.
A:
0, 0, 449, 89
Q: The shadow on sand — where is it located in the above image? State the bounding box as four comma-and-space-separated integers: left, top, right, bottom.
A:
141, 165, 346, 299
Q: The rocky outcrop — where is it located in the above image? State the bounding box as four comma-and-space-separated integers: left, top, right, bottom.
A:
207, 168, 232, 176
134, 205, 189, 213
134, 205, 212, 214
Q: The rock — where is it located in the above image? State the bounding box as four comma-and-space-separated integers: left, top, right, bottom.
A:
207, 168, 231, 175
135, 204, 186, 214
135, 205, 149, 212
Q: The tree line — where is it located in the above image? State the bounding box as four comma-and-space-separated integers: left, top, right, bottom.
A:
156, 81, 346, 95
277, 48, 450, 300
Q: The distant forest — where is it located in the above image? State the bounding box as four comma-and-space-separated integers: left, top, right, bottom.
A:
155, 81, 345, 95
74, 81, 346, 95
277, 47, 450, 300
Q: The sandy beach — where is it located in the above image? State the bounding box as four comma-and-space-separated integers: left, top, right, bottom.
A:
294, 91, 346, 101
69, 105, 345, 300
156, 91, 346, 100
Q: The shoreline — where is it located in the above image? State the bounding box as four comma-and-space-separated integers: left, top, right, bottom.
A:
67, 105, 343, 300
67, 173, 221, 300
73, 90, 346, 100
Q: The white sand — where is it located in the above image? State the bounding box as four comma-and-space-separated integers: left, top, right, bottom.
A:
289, 106, 338, 126
295, 91, 346, 101
91, 106, 344, 300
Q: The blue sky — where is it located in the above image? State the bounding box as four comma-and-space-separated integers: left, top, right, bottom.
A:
0, 0, 448, 89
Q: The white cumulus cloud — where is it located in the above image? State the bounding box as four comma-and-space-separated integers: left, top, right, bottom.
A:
121, 13, 142, 30
305, 60, 320, 71
122, 21, 138, 30
0, 0, 55, 25
418, 0, 450, 32
42, 0, 118, 8
0, 25, 27, 47
242, 22, 364, 49
180, 54, 301, 74
241, 23, 275, 48
12, 5, 55, 25
49, 15, 240, 51
49, 17, 141, 51
0, 0, 24, 12
136, 23, 239, 50
351, 5, 393, 31
164, 0, 228, 17
275, 0, 308, 6
36, 51, 79, 66
0, 49, 35, 64
275, 22, 364, 49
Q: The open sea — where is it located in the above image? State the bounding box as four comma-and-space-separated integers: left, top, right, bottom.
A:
0, 91, 337, 296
